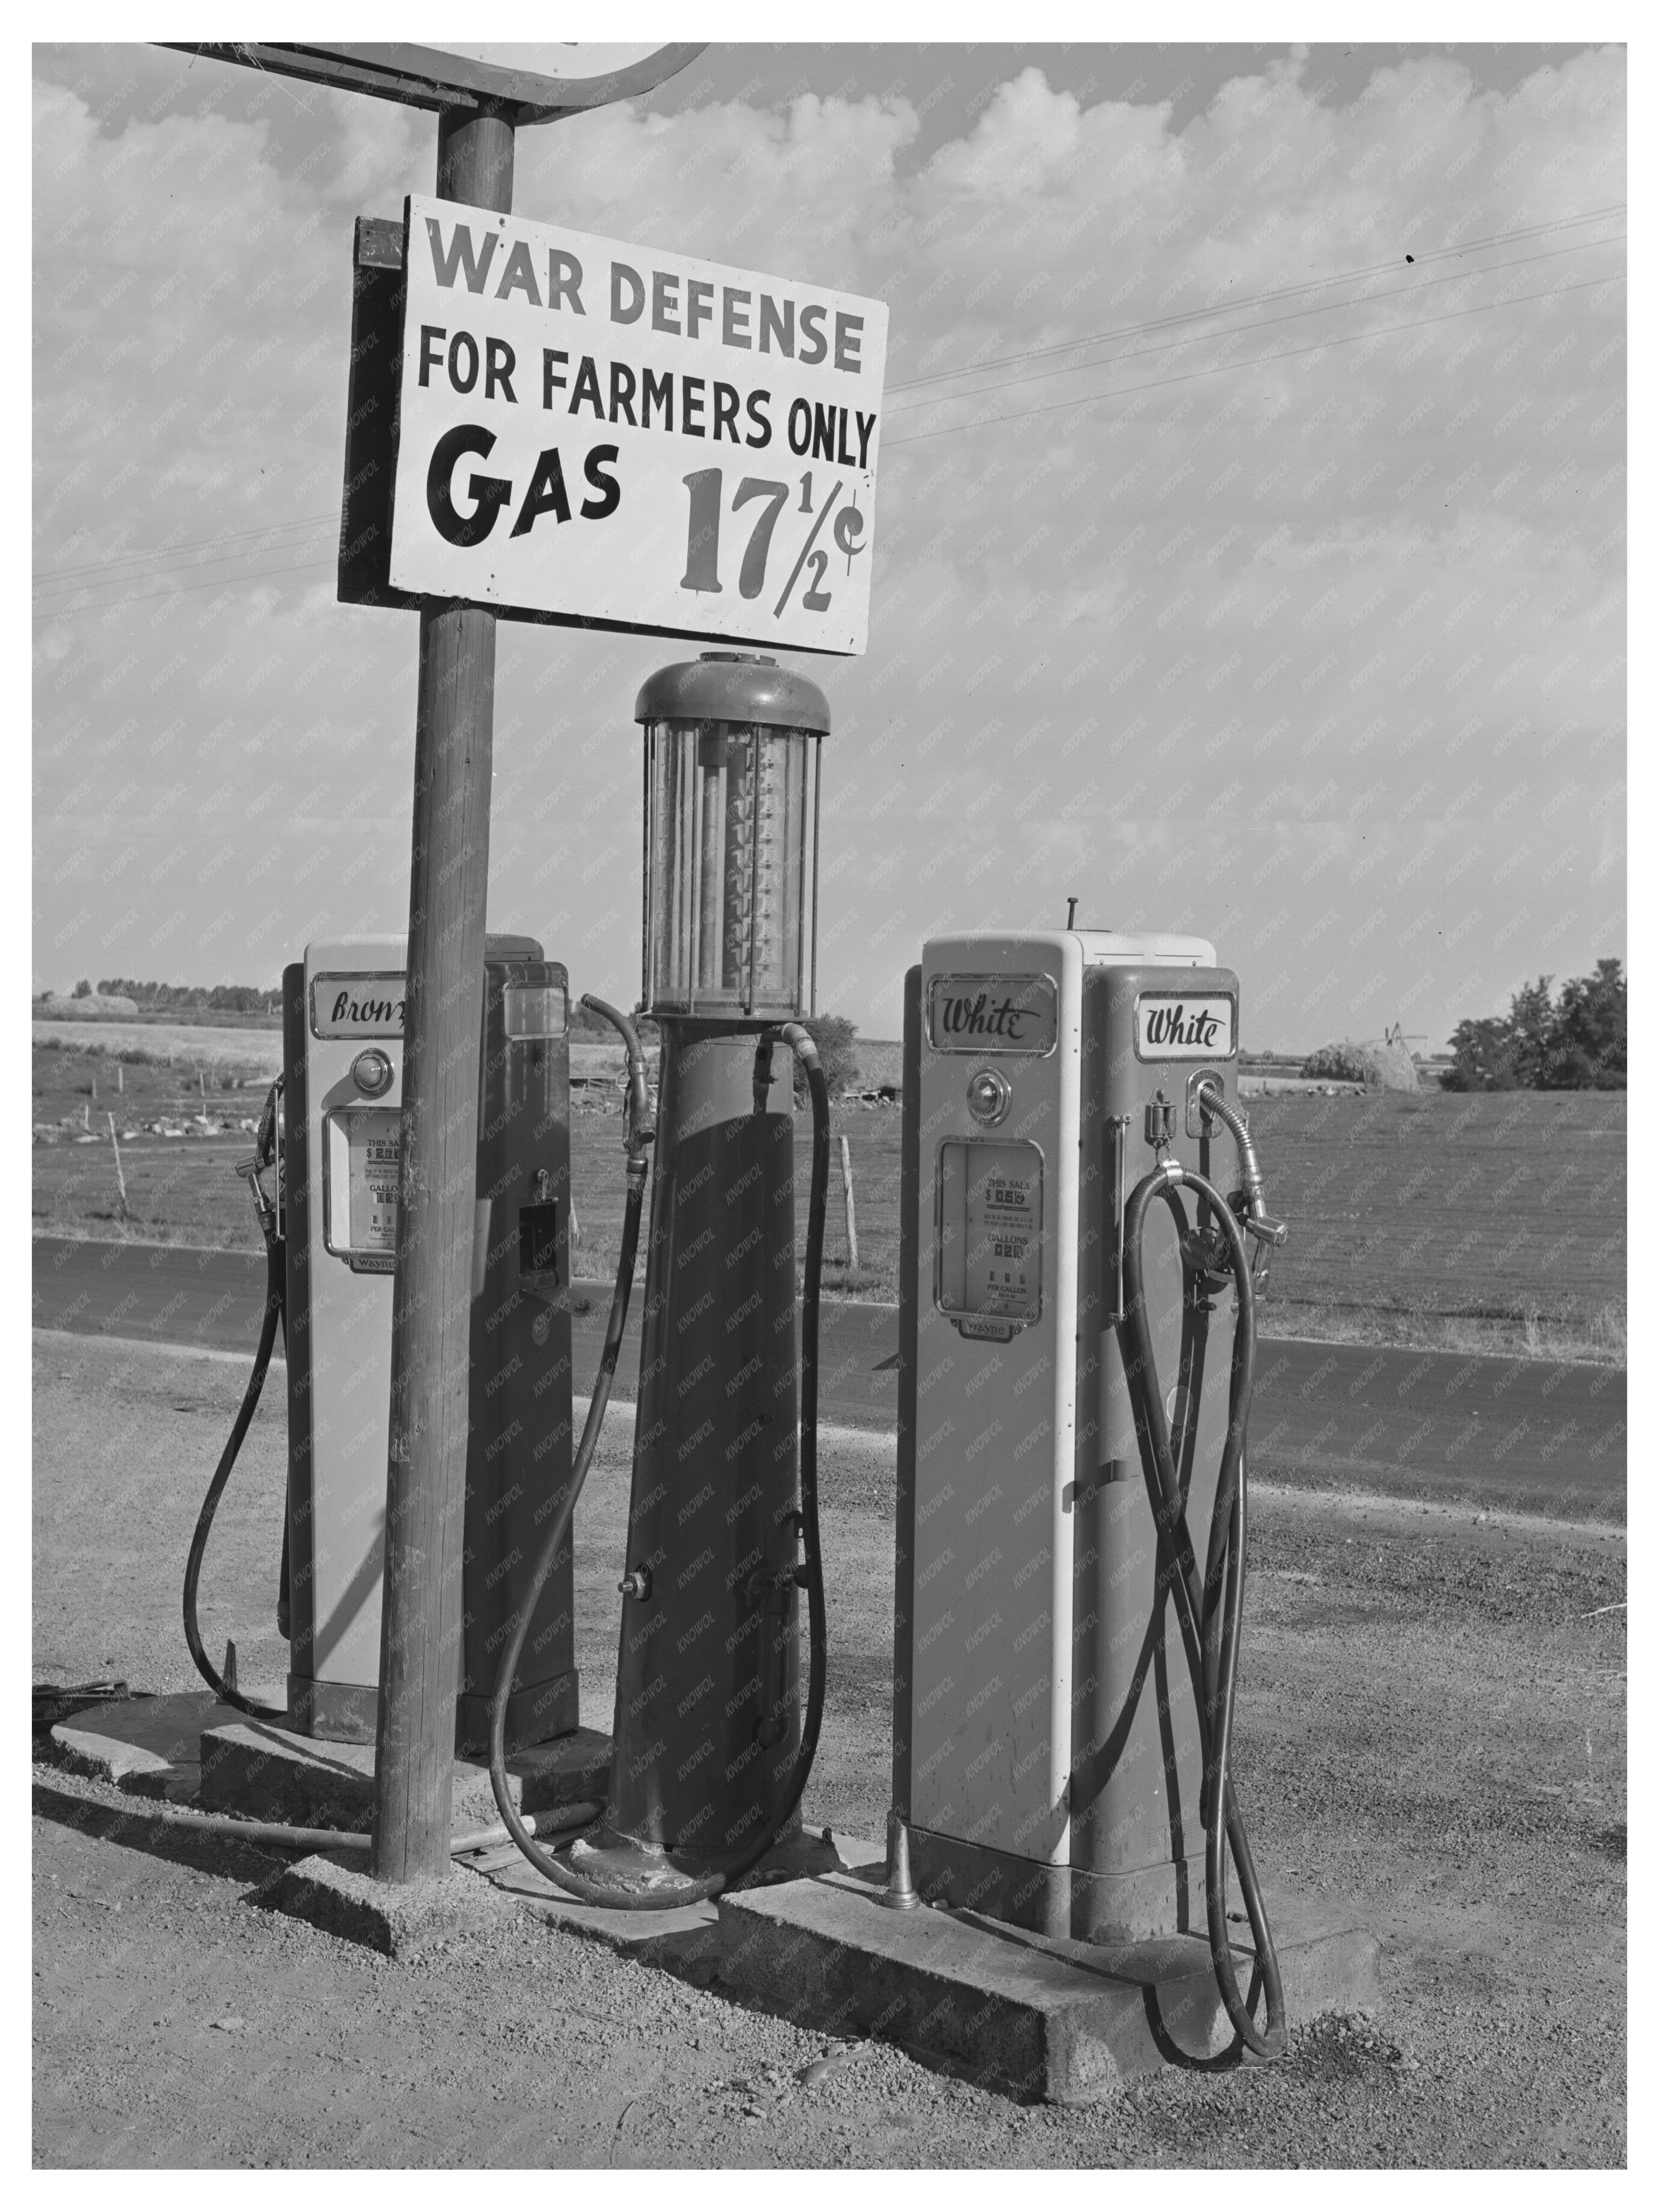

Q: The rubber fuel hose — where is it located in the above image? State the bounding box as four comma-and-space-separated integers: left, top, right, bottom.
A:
1119, 1161, 1287, 2059
182, 1233, 289, 1723
489, 1018, 831, 1909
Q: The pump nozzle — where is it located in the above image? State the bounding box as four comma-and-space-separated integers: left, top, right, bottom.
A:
580, 995, 653, 1156
752, 1030, 778, 1118
1195, 1078, 1286, 1289
1196, 1081, 1284, 1228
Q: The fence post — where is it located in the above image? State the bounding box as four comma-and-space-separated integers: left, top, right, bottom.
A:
839, 1133, 859, 1272
107, 1112, 128, 1218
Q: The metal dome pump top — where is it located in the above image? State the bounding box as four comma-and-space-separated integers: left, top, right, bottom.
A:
634, 652, 832, 734
637, 654, 826, 1022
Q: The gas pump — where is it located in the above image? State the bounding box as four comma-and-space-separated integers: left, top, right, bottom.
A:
184, 931, 583, 1760
489, 653, 833, 1906
888, 929, 1289, 2055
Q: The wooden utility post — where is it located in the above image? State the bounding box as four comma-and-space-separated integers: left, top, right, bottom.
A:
150, 40, 708, 1891
371, 108, 515, 1883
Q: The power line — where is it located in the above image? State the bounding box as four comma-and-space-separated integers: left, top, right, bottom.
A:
40, 511, 336, 580
37, 554, 338, 615
35, 512, 337, 590
881, 271, 1625, 449
887, 234, 1623, 420
33, 528, 337, 610
887, 202, 1626, 399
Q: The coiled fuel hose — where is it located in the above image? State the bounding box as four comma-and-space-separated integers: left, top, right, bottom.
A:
182, 1079, 290, 1723
489, 1015, 831, 1909
1118, 1106, 1288, 2060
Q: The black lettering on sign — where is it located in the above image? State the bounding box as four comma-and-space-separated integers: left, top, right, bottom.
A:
642, 369, 674, 433
511, 449, 571, 536
427, 425, 512, 546
570, 356, 604, 419
611, 261, 645, 323
494, 238, 540, 306
941, 991, 1036, 1043
760, 295, 793, 357
318, 979, 407, 1035
1138, 997, 1231, 1053
581, 446, 622, 521
448, 331, 479, 394
546, 250, 585, 315
484, 336, 516, 404
928, 974, 1057, 1055
426, 218, 497, 293
1144, 1003, 1210, 1048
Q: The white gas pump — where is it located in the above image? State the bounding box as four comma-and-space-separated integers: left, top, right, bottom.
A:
184, 930, 583, 1759
889, 927, 1288, 2055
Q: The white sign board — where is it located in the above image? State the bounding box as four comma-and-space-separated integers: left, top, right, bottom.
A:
1133, 992, 1237, 1059
388, 195, 889, 655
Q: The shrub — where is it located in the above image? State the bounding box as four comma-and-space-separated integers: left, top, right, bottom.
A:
1440, 961, 1625, 1092
794, 1015, 859, 1102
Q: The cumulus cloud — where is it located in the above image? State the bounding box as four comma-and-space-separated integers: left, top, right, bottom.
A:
33, 44, 1624, 1049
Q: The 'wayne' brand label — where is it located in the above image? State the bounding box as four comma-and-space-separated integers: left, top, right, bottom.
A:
1134, 992, 1236, 1059
928, 972, 1057, 1056
311, 973, 407, 1039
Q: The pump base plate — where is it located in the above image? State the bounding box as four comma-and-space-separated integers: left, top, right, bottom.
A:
716, 1860, 1381, 2105
198, 1717, 611, 1835
466, 1823, 870, 1984
903, 1819, 1209, 1946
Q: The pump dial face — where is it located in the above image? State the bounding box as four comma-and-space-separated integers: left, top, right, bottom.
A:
966, 1067, 1012, 1126
351, 1048, 393, 1098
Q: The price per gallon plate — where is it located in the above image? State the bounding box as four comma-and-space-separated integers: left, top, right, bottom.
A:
388, 195, 889, 656
323, 1107, 401, 1273
936, 1138, 1044, 1328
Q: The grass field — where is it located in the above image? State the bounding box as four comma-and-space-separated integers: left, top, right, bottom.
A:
33, 1045, 1624, 1363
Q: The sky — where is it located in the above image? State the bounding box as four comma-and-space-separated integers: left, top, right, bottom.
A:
31, 40, 1626, 1051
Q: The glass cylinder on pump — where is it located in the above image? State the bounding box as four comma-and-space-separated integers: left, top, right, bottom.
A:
641, 653, 824, 1023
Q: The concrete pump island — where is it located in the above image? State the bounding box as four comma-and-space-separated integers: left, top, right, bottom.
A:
33, 38, 1625, 2171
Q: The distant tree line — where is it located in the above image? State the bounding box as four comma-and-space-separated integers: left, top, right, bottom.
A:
1442, 959, 1626, 1092
93, 979, 282, 1015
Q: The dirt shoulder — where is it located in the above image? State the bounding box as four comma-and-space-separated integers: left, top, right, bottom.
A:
33, 1333, 1625, 2166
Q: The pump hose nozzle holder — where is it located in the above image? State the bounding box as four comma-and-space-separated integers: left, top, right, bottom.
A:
1195, 1077, 1287, 1279
582, 994, 654, 1159
1119, 1154, 1288, 2061
487, 1017, 832, 1910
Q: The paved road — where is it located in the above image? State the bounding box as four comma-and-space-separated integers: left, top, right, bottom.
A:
33, 1236, 1625, 1514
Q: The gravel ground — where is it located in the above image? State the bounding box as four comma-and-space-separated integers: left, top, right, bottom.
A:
33, 1332, 1626, 2166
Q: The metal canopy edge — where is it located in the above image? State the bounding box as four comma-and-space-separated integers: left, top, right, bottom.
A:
159, 42, 707, 121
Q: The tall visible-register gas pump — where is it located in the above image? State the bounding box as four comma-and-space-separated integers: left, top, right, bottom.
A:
888, 931, 1290, 2056
489, 652, 833, 1906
